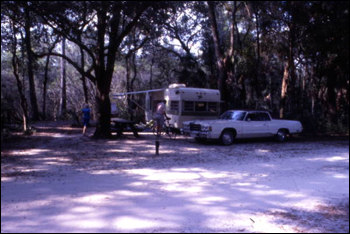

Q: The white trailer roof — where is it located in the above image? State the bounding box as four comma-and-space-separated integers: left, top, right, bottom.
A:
175, 87, 221, 102
112, 84, 220, 101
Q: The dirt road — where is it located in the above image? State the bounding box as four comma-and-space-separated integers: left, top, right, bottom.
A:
1, 122, 349, 233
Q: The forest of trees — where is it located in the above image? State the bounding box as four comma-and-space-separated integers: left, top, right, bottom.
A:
1, 1, 349, 138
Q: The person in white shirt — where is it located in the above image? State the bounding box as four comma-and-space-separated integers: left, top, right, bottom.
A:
155, 100, 168, 136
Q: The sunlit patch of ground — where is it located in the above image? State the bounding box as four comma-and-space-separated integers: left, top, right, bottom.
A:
1, 122, 349, 233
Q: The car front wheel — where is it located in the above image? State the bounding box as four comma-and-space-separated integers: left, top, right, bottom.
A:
220, 130, 235, 146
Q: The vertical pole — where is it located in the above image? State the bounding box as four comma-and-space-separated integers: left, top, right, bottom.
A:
156, 141, 160, 156
146, 92, 151, 122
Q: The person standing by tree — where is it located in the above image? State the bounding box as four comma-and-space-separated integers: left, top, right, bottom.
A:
82, 104, 91, 136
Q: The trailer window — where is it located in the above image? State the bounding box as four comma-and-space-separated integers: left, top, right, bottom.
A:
184, 101, 219, 112
170, 101, 179, 111
195, 102, 207, 112
208, 102, 218, 112
184, 101, 195, 111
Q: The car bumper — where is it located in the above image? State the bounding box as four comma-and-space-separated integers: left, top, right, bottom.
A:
183, 130, 211, 139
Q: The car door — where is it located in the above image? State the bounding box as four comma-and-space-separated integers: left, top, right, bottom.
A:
257, 112, 272, 137
242, 112, 270, 138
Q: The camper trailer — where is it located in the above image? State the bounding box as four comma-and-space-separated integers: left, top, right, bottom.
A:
113, 84, 221, 129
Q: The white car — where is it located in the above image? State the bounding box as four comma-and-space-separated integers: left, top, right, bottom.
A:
183, 110, 303, 145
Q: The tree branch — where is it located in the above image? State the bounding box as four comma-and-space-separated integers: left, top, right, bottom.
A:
50, 52, 96, 83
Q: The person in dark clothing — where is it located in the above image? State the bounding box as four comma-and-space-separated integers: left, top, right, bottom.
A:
82, 104, 91, 135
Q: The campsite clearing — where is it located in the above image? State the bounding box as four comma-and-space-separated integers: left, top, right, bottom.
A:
1, 122, 349, 233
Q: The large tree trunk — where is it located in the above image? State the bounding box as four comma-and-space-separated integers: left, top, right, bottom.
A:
207, 1, 228, 111
327, 73, 338, 124
59, 37, 67, 119
225, 1, 237, 89
93, 5, 112, 138
93, 80, 112, 139
79, 35, 89, 104
280, 61, 290, 118
42, 53, 50, 120
131, 53, 138, 93
43, 37, 59, 120
254, 8, 262, 100
11, 23, 29, 131
279, 8, 296, 119
24, 6, 40, 121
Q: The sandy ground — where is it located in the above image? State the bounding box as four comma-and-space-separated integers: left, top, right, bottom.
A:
1, 121, 349, 233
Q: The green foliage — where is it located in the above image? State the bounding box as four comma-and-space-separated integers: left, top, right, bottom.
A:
1, 1, 348, 135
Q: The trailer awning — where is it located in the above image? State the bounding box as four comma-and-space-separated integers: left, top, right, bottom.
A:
112, 89, 165, 99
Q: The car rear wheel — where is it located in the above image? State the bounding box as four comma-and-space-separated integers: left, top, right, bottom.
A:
276, 129, 287, 142
220, 130, 235, 146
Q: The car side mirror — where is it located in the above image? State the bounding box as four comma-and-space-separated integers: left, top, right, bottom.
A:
246, 118, 251, 122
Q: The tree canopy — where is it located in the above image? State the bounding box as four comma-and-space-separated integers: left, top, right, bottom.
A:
1, 1, 349, 136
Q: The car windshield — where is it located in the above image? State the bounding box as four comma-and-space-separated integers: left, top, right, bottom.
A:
219, 111, 247, 121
